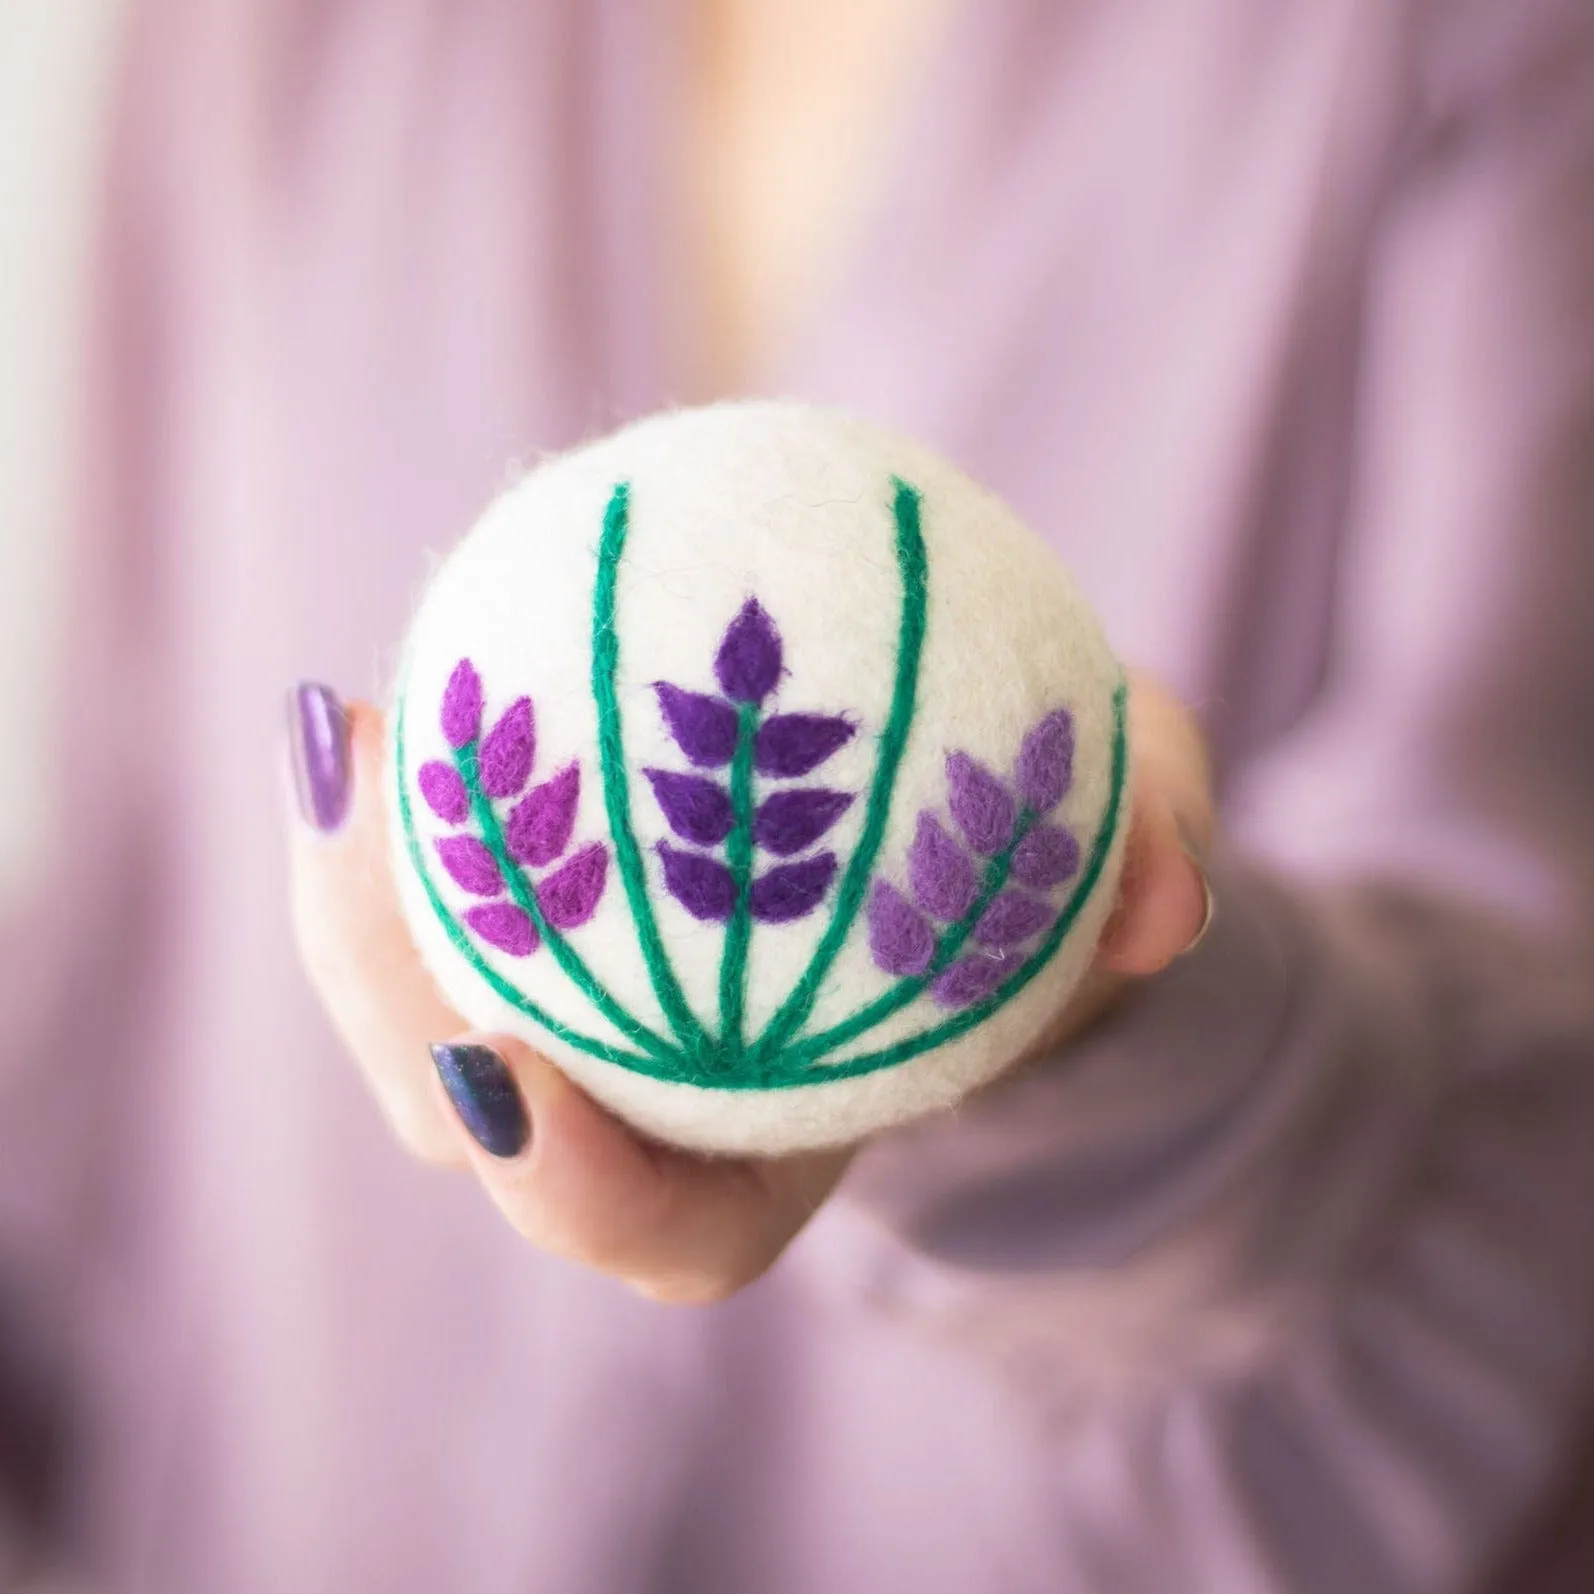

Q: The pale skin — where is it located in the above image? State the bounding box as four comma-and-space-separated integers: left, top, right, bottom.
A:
288, 0, 1218, 1305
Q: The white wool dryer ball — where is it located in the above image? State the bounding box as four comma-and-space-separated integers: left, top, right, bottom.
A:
389, 402, 1130, 1156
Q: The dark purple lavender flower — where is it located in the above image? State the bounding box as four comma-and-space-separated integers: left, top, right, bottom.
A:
753, 788, 852, 856
441, 659, 484, 749
714, 598, 783, 704
974, 890, 1055, 949
1011, 822, 1079, 890
754, 713, 855, 778
907, 812, 977, 922
464, 903, 538, 957
644, 769, 734, 847
946, 753, 1015, 855
537, 842, 608, 931
750, 854, 837, 923
656, 842, 737, 922
435, 835, 504, 897
867, 881, 936, 976
505, 763, 580, 867
1016, 709, 1074, 813
478, 697, 536, 799
654, 683, 739, 768
931, 953, 1011, 1009
418, 760, 469, 825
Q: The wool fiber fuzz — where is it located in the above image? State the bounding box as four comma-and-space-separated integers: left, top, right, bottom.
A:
389, 402, 1129, 1155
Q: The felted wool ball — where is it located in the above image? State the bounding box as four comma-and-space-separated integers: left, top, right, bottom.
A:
389, 402, 1130, 1157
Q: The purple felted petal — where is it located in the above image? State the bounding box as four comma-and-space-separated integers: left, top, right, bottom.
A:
974, 890, 1055, 949
537, 842, 608, 931
656, 842, 737, 922
866, 880, 936, 976
440, 659, 484, 749
435, 835, 504, 897
931, 953, 1011, 1009
505, 763, 580, 867
654, 683, 739, 768
946, 753, 1015, 856
1011, 822, 1080, 890
750, 853, 837, 923
753, 788, 853, 856
464, 902, 539, 957
418, 760, 469, 825
754, 713, 855, 778
714, 598, 783, 704
477, 697, 535, 799
1016, 709, 1075, 813
645, 768, 734, 847
907, 812, 977, 922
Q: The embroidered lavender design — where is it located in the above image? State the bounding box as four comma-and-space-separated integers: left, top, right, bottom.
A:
395, 478, 1129, 1089
646, 599, 856, 1051
868, 716, 1080, 1009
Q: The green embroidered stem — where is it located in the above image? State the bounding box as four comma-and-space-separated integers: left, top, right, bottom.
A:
800, 678, 1131, 1082
716, 701, 760, 1059
455, 741, 680, 1063
749, 478, 928, 1063
784, 811, 1035, 1065
394, 687, 664, 1071
591, 482, 711, 1058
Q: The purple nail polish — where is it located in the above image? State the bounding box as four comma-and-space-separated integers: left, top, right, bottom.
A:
288, 683, 352, 833
431, 1043, 530, 1158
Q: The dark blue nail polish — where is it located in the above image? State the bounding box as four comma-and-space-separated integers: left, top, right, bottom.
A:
287, 682, 352, 832
431, 1043, 530, 1158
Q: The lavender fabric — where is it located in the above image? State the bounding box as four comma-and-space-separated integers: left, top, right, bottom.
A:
4, 4, 1594, 1592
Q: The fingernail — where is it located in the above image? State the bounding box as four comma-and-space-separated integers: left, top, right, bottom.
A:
1178, 854, 1216, 958
431, 1043, 530, 1159
287, 683, 352, 833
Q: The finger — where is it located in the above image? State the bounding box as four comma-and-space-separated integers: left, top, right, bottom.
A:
430, 1034, 852, 1303
1094, 786, 1210, 975
287, 685, 469, 1166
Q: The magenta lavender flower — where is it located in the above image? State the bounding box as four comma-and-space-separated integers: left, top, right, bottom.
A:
506, 764, 581, 867
537, 843, 608, 931
436, 835, 503, 897
465, 903, 539, 957
477, 697, 535, 799
441, 659, 484, 749
418, 760, 469, 824
416, 658, 608, 959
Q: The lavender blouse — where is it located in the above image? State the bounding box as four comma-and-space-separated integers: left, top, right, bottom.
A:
2, 2, 1593, 1590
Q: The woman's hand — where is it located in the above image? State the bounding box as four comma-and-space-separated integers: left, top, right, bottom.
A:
285, 673, 1213, 1303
